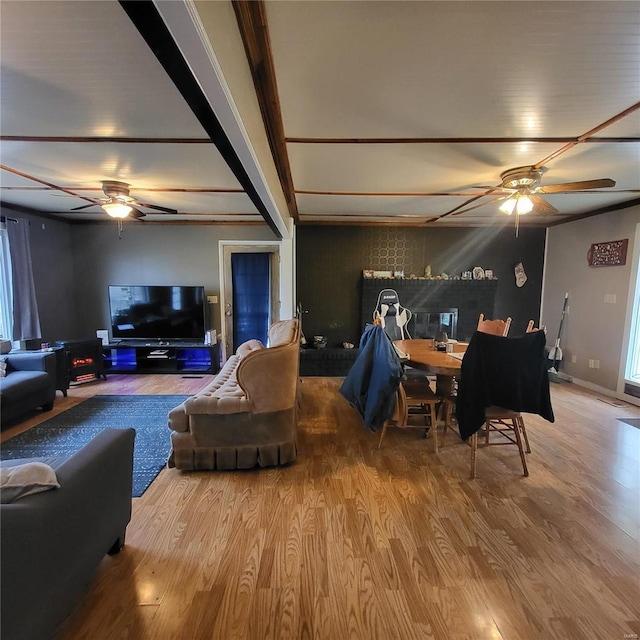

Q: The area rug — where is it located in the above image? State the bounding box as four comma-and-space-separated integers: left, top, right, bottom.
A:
618, 417, 640, 429
0, 395, 188, 497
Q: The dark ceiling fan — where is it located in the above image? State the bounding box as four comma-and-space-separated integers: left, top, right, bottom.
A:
71, 181, 178, 219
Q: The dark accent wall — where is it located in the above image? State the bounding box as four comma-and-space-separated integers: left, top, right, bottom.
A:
297, 225, 546, 346
361, 278, 499, 342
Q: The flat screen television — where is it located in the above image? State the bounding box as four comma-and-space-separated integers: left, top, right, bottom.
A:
108, 285, 206, 342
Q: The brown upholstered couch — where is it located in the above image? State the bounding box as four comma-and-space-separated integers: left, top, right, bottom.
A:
167, 318, 300, 470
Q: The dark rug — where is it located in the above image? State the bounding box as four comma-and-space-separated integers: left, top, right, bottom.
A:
618, 417, 640, 429
0, 395, 188, 497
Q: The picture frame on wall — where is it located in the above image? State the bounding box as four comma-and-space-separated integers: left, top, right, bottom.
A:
587, 239, 628, 267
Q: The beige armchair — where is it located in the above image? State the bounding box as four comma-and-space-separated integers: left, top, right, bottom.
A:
167, 319, 300, 470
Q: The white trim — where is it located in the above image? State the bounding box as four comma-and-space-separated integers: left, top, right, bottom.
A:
540, 227, 549, 341
568, 375, 640, 408
617, 222, 640, 401
154, 0, 290, 239
218, 240, 294, 358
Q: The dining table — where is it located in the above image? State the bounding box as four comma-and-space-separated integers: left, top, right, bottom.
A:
393, 339, 464, 395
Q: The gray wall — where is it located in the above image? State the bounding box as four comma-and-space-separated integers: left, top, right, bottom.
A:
10, 210, 275, 343
69, 223, 276, 341
543, 207, 640, 392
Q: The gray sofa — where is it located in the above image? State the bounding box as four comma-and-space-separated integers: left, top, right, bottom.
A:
0, 428, 135, 640
0, 350, 57, 428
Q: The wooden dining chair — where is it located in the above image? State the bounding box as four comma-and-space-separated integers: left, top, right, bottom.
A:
469, 407, 530, 479
457, 330, 554, 479
477, 313, 512, 336
526, 320, 545, 333
470, 320, 545, 471
378, 380, 441, 451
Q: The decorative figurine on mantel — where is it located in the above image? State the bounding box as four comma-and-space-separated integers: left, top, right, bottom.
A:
424, 265, 432, 278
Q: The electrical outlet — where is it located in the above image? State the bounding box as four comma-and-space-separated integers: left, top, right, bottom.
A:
207, 295, 218, 304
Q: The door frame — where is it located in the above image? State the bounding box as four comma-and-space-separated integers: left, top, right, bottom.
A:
219, 241, 280, 360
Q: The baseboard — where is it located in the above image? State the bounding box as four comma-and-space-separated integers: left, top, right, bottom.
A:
565, 375, 639, 406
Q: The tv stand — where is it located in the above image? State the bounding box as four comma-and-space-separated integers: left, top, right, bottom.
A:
103, 342, 219, 374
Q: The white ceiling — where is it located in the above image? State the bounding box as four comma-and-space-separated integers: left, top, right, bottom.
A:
1, 0, 639, 232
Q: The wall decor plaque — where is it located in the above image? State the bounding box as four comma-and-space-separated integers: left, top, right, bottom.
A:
587, 238, 628, 267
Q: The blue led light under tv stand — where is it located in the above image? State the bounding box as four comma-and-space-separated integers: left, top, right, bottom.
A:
103, 342, 219, 375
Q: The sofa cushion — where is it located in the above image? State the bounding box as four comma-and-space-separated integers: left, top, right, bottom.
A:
0, 370, 51, 405
268, 320, 298, 347
0, 461, 60, 503
236, 339, 264, 357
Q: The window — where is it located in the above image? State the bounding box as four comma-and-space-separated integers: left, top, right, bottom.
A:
625, 246, 640, 384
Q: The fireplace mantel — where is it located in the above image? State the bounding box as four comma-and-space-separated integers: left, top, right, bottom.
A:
361, 277, 499, 342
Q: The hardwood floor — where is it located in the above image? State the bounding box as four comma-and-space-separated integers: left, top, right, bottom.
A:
4, 375, 640, 639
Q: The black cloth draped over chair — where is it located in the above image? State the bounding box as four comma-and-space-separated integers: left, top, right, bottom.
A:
456, 330, 554, 440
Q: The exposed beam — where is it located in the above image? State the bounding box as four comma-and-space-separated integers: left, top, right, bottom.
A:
286, 136, 640, 144
546, 197, 640, 227
119, 0, 283, 237
0, 136, 211, 144
0, 186, 245, 194
0, 164, 100, 206
295, 189, 640, 197
533, 102, 640, 169
232, 0, 299, 223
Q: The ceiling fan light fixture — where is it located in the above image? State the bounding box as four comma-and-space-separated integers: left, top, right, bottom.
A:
499, 192, 533, 216
102, 200, 132, 218
499, 195, 517, 215
516, 193, 533, 215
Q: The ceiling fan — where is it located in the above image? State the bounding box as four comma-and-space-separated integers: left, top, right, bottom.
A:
71, 181, 178, 220
494, 166, 615, 216
455, 166, 616, 219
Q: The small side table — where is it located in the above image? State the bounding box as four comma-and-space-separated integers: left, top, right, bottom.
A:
51, 346, 69, 397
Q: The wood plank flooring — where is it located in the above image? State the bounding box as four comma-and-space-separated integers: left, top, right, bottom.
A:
3, 375, 639, 639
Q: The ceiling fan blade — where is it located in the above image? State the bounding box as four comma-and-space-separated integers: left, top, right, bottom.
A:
451, 195, 507, 216
538, 178, 615, 194
71, 203, 101, 211
530, 195, 559, 215
135, 201, 177, 214
130, 207, 146, 219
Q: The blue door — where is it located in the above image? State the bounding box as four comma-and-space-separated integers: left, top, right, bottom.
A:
231, 252, 271, 351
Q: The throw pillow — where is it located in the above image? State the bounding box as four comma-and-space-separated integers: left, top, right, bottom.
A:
0, 461, 60, 503
0, 360, 5, 378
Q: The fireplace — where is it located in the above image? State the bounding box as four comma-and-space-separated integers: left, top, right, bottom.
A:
412, 308, 458, 340
54, 339, 106, 388
361, 278, 498, 342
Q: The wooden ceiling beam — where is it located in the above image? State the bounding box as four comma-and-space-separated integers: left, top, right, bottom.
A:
286, 136, 640, 144
0, 136, 211, 144
233, 0, 299, 223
